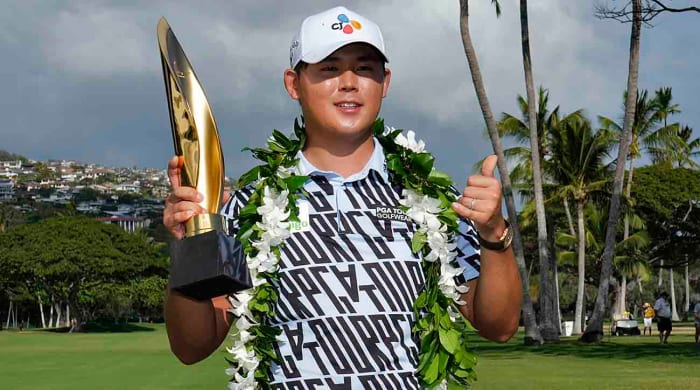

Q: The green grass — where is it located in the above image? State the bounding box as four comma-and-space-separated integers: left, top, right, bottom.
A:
1, 324, 699, 389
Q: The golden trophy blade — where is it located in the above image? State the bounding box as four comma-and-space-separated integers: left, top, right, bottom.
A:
158, 17, 224, 236
158, 17, 250, 300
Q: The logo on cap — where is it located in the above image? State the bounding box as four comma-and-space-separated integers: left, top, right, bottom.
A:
331, 13, 362, 34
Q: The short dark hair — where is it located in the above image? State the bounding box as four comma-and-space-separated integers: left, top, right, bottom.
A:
293, 61, 308, 75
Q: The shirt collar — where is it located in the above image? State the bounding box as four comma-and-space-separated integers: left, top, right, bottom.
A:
297, 137, 389, 183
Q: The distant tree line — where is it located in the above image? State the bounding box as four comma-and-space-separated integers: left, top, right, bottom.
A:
0, 216, 169, 331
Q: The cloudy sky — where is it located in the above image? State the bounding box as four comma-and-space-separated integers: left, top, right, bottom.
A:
1, 0, 698, 182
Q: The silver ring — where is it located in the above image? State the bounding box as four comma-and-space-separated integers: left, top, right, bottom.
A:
469, 198, 476, 210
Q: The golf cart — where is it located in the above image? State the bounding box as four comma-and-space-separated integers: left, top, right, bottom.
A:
610, 317, 641, 336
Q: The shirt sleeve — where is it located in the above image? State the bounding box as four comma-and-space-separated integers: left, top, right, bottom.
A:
454, 218, 480, 282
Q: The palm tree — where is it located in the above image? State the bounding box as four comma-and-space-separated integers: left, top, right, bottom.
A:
668, 125, 700, 169
557, 204, 650, 320
583, 0, 641, 342
517, 0, 558, 342
458, 0, 543, 345
497, 87, 584, 334
598, 87, 684, 316
550, 116, 612, 334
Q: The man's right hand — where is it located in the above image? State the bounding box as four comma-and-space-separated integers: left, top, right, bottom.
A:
163, 156, 204, 240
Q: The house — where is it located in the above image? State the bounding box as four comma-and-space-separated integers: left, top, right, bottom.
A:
0, 180, 15, 201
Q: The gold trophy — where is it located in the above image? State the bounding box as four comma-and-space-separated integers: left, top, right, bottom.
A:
158, 18, 251, 300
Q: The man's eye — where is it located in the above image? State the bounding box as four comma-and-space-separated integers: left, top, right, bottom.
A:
357, 65, 373, 71
321, 66, 338, 71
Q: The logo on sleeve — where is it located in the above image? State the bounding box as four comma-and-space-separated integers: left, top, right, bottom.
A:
374, 206, 411, 222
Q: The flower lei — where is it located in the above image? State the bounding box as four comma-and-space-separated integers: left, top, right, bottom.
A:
226, 118, 477, 389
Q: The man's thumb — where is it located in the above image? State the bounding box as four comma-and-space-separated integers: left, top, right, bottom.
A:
481, 154, 498, 177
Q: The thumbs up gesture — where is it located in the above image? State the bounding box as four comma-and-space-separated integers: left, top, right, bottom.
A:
452, 154, 507, 241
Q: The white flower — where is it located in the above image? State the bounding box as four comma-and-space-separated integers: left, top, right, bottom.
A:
227, 370, 257, 390
228, 290, 254, 318
247, 267, 268, 287
235, 315, 255, 332
447, 306, 461, 322
227, 343, 260, 372
276, 165, 299, 178
394, 130, 426, 153
401, 190, 442, 226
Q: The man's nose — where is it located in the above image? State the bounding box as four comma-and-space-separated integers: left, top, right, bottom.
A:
338, 70, 358, 92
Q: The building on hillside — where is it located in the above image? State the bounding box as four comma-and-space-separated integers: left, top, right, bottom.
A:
97, 215, 148, 233
115, 182, 140, 193
0, 180, 15, 201
0, 160, 22, 169
0, 169, 18, 179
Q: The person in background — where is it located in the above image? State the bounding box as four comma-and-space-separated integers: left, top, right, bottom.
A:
653, 292, 672, 344
642, 302, 654, 336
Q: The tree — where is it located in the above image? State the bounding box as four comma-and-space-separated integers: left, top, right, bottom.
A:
595, 0, 700, 22
550, 116, 613, 334
581, 0, 642, 342
518, 0, 558, 342
669, 125, 700, 169
598, 87, 685, 316
0, 150, 27, 162
0, 217, 168, 329
458, 0, 543, 344
556, 204, 650, 314
496, 87, 584, 334
633, 165, 700, 316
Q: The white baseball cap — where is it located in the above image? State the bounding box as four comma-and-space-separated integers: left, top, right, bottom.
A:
289, 6, 388, 69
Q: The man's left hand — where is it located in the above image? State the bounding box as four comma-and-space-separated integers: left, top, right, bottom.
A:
452, 154, 506, 241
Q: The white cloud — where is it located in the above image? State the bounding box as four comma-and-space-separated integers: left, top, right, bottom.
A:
44, 5, 153, 77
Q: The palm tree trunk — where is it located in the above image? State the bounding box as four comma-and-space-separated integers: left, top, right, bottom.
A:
547, 215, 562, 333
519, 0, 558, 342
620, 275, 627, 314
670, 268, 679, 321
574, 199, 586, 335
563, 197, 576, 236
613, 159, 636, 319
658, 260, 664, 287
459, 0, 543, 344
582, 0, 642, 342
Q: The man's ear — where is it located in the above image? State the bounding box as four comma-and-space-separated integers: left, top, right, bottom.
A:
284, 69, 300, 100
382, 68, 392, 99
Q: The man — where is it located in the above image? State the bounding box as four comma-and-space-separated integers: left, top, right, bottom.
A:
642, 302, 654, 336
653, 292, 672, 344
693, 301, 700, 345
163, 6, 521, 388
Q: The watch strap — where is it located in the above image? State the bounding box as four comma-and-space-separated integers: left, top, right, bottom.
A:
477, 219, 513, 252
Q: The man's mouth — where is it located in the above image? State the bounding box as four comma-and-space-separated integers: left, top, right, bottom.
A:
335, 102, 362, 108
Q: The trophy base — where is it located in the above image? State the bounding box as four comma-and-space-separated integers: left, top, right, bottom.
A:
169, 230, 252, 301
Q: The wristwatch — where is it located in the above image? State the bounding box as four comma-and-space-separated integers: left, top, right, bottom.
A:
477, 219, 513, 252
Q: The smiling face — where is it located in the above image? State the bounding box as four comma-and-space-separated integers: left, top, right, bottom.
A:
284, 43, 391, 146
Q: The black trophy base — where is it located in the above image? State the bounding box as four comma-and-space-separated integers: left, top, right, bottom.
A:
169, 230, 252, 301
